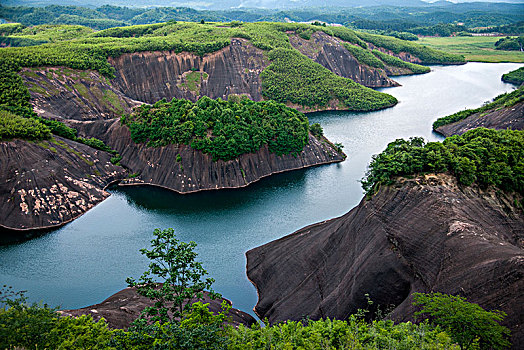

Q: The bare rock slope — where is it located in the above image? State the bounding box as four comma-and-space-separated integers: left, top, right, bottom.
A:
108, 38, 269, 104
72, 119, 345, 194
289, 32, 399, 88
0, 136, 126, 243
247, 174, 524, 348
435, 100, 524, 137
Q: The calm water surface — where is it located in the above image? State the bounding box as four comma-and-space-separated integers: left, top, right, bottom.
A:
0, 62, 521, 316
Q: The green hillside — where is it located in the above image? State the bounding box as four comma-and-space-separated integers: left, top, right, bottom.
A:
0, 21, 467, 119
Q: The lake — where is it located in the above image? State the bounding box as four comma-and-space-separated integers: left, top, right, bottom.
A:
0, 62, 521, 317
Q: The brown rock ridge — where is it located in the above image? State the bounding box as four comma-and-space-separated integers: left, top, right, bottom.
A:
289, 32, 399, 88
108, 38, 269, 104
246, 174, 524, 348
435, 99, 524, 137
60, 287, 256, 329
0, 136, 126, 243
71, 119, 346, 194
20, 67, 140, 121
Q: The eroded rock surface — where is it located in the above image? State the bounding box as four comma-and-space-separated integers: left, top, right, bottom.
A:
108, 38, 269, 104
20, 67, 140, 121
60, 287, 256, 329
247, 174, 524, 348
0, 136, 126, 243
435, 100, 524, 137
71, 119, 345, 194
289, 32, 399, 88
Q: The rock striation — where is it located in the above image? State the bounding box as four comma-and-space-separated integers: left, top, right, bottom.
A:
20, 67, 140, 121
0, 136, 126, 243
108, 38, 269, 104
247, 174, 524, 348
60, 287, 256, 329
289, 32, 399, 88
435, 100, 524, 137
71, 119, 345, 194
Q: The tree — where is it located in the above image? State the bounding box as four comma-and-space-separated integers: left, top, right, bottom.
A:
413, 292, 511, 350
126, 228, 218, 323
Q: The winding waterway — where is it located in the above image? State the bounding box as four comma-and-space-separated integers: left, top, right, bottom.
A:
0, 62, 521, 317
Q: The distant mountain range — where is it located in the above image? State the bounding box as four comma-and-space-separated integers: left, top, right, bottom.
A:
4, 0, 524, 10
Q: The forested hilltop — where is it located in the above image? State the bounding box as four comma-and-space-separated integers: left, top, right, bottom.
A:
1, 3, 522, 30
0, 20, 464, 118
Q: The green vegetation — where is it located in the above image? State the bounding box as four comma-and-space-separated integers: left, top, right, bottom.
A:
361, 128, 524, 196
354, 31, 465, 64
414, 293, 510, 349
126, 228, 218, 323
0, 21, 462, 114
372, 50, 430, 74
2, 232, 512, 350
261, 48, 397, 110
122, 96, 310, 161
343, 43, 385, 69
0, 110, 51, 141
417, 36, 524, 63
502, 67, 524, 85
433, 86, 524, 130
180, 71, 208, 93
495, 36, 524, 51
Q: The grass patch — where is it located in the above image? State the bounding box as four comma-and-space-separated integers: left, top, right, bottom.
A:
417, 36, 524, 63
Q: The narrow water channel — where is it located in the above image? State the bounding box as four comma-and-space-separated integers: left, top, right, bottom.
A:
0, 62, 520, 316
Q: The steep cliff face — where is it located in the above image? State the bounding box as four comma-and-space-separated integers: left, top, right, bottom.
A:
20, 67, 140, 121
60, 288, 256, 329
0, 136, 126, 243
247, 174, 524, 348
435, 100, 524, 137
71, 119, 345, 194
108, 38, 269, 104
289, 32, 399, 88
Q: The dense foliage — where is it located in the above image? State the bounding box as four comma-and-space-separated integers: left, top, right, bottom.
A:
122, 96, 311, 161
343, 42, 385, 69
0, 110, 50, 141
261, 48, 397, 110
414, 293, 510, 350
361, 128, 524, 196
502, 67, 524, 85
2, 3, 522, 30
371, 50, 430, 74
355, 31, 465, 64
494, 36, 524, 51
433, 86, 523, 130
0, 295, 462, 350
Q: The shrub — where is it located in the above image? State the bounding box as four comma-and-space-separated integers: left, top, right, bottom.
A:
433, 86, 523, 130
372, 49, 430, 74
414, 293, 511, 349
502, 67, 524, 86
0, 110, 51, 141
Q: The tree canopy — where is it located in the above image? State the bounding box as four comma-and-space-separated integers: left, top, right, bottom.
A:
122, 96, 311, 161
361, 128, 524, 196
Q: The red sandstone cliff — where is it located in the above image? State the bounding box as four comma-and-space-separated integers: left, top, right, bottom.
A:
247, 174, 524, 348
